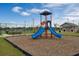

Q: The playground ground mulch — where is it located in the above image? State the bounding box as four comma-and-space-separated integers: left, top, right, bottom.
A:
5, 35, 79, 56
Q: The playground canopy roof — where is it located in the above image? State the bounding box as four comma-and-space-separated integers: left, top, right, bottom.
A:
40, 11, 52, 15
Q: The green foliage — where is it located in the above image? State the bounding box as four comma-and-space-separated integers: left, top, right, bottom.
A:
0, 32, 2, 35
76, 29, 79, 33
5, 31, 22, 34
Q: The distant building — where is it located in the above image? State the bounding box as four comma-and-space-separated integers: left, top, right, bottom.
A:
60, 22, 79, 32
54, 23, 60, 28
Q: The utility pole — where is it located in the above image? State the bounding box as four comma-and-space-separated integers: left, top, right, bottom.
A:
72, 20, 75, 24
24, 19, 26, 34
67, 18, 69, 23
0, 23, 1, 35
0, 23, 1, 28
78, 21, 79, 28
32, 18, 35, 33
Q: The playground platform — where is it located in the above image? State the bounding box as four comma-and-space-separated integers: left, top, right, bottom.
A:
5, 35, 79, 56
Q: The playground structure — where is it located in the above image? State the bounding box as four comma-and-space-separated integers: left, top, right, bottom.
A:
32, 11, 62, 39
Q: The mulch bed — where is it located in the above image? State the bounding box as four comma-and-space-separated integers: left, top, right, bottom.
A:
5, 35, 79, 56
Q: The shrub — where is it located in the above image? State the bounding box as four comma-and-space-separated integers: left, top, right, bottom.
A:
76, 29, 79, 33
0, 32, 2, 35
6, 31, 22, 34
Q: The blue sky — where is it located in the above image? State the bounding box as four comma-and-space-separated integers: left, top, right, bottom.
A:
0, 3, 79, 27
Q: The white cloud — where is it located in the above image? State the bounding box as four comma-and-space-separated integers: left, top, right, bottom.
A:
30, 8, 51, 14
61, 4, 79, 25
30, 8, 41, 13
64, 6, 79, 16
12, 6, 51, 17
12, 6, 23, 13
20, 11, 30, 16
43, 3, 64, 8
12, 6, 31, 16
53, 18, 67, 25
9, 21, 16, 24
40, 9, 50, 13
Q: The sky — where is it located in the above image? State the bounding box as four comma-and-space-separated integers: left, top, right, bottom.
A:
0, 3, 79, 27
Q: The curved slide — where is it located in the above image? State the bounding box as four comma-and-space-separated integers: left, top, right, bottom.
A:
32, 27, 45, 39
49, 27, 62, 38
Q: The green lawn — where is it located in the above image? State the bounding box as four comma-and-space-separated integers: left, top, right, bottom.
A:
0, 37, 24, 56
24, 30, 79, 37
60, 32, 79, 37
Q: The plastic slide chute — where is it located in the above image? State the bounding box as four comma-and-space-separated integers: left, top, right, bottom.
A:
32, 27, 45, 39
49, 27, 62, 38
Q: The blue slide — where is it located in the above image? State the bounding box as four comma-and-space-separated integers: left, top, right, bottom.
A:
32, 27, 45, 39
49, 27, 62, 38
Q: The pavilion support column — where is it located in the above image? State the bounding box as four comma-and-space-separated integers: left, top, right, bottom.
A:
50, 14, 53, 38
45, 15, 48, 39
40, 15, 42, 27
40, 15, 42, 38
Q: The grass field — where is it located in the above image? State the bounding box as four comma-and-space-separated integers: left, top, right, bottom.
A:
55, 30, 79, 37
0, 37, 24, 56
0, 31, 79, 55
60, 32, 79, 37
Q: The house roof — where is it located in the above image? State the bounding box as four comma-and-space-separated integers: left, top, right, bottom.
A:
60, 22, 78, 28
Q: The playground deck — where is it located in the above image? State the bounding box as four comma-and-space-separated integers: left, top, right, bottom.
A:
5, 35, 79, 56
